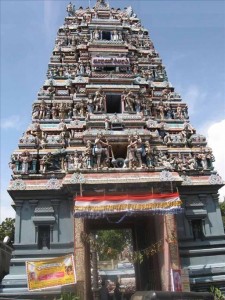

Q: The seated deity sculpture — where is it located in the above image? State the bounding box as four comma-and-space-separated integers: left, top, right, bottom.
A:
40, 152, 53, 173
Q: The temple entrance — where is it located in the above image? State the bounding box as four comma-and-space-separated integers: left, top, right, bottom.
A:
85, 215, 161, 300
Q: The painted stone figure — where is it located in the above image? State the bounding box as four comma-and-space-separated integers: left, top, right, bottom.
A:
93, 133, 111, 169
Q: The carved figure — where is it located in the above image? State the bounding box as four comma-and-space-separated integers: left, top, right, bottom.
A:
134, 95, 141, 113
144, 141, 153, 167
112, 30, 119, 41
127, 134, 144, 169
46, 82, 55, 99
186, 154, 196, 170
123, 89, 135, 112
40, 152, 53, 173
93, 29, 100, 40
176, 104, 183, 119
73, 150, 82, 170
157, 101, 165, 119
9, 154, 18, 174
93, 87, 105, 112
60, 124, 70, 147
59, 103, 67, 119
87, 95, 94, 113
39, 100, 46, 119
18, 151, 32, 174
93, 133, 111, 169
67, 2, 75, 17
32, 105, 40, 119
206, 150, 215, 169
84, 140, 93, 169
105, 116, 110, 130
158, 152, 174, 170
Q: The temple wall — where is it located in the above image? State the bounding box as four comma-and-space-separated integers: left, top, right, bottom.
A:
177, 187, 225, 292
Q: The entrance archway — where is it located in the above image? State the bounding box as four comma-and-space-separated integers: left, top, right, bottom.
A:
85, 215, 161, 300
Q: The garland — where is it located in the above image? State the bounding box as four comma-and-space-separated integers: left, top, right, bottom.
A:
80, 231, 177, 264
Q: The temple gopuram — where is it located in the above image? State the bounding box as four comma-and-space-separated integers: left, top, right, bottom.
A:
1, 0, 225, 299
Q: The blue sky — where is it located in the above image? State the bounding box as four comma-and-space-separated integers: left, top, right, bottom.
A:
1, 0, 225, 222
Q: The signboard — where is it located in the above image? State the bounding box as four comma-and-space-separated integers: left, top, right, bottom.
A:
26, 254, 76, 291
92, 57, 130, 66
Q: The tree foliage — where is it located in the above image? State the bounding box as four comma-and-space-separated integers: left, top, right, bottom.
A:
210, 286, 225, 300
219, 202, 225, 229
0, 218, 15, 244
95, 229, 132, 260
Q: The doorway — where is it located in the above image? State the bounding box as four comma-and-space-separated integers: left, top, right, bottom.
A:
87, 216, 161, 300
106, 95, 121, 113
102, 31, 111, 41
38, 225, 50, 249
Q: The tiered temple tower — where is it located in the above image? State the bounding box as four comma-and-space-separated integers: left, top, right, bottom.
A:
1, 0, 225, 299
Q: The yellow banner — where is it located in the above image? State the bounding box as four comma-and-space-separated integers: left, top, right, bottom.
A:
26, 254, 76, 291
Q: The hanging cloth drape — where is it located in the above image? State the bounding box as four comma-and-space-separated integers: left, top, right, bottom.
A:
74, 192, 183, 218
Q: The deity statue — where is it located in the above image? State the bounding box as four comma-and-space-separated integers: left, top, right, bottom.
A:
183, 104, 189, 119
9, 154, 16, 174
93, 29, 100, 40
19, 151, 33, 174
87, 94, 94, 113
164, 103, 173, 119
112, 30, 119, 41
161, 152, 175, 170
206, 149, 215, 169
176, 104, 183, 119
93, 133, 112, 169
123, 89, 135, 112
59, 124, 70, 147
134, 95, 142, 113
52, 102, 59, 120
157, 101, 165, 120
32, 105, 40, 120
84, 140, 93, 169
93, 87, 105, 112
40, 152, 53, 173
73, 150, 82, 170
59, 103, 67, 120
186, 153, 196, 170
105, 116, 111, 130
85, 65, 92, 76
46, 81, 55, 99
126, 134, 144, 169
144, 141, 153, 168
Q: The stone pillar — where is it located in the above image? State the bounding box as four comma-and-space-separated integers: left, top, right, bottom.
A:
74, 218, 87, 300
51, 199, 60, 242
14, 200, 23, 244
165, 215, 180, 269
29, 199, 38, 243
165, 214, 181, 291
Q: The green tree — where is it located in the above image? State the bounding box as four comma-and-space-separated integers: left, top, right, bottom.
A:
0, 218, 15, 245
210, 286, 225, 300
95, 229, 132, 260
219, 201, 225, 229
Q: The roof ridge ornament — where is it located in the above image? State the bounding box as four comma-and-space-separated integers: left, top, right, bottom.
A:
66, 2, 75, 17
95, 0, 109, 9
